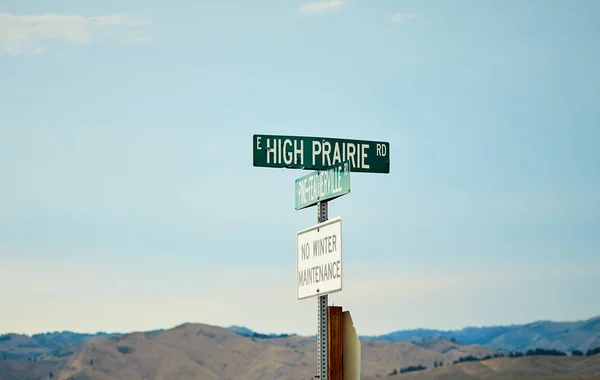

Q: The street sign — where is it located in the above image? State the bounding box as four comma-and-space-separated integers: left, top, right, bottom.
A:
297, 216, 343, 301
295, 160, 351, 210
253, 134, 390, 174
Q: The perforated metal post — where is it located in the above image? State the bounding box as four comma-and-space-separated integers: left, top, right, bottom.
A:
316, 201, 328, 380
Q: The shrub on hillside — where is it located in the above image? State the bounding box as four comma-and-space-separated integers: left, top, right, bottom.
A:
571, 350, 584, 356
51, 349, 74, 358
587, 347, 600, 357
117, 346, 134, 355
452, 353, 504, 365
400, 365, 427, 374
453, 355, 479, 364
525, 348, 566, 357
386, 365, 427, 377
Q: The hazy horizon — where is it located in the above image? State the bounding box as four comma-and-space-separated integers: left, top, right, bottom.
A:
4, 312, 600, 337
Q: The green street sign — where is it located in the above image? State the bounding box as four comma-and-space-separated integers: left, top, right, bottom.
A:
253, 134, 390, 174
295, 161, 351, 210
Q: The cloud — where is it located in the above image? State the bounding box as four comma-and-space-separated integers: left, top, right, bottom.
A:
0, 13, 150, 56
392, 12, 417, 23
299, 0, 344, 14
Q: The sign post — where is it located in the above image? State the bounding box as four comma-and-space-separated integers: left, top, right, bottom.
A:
253, 133, 389, 380
296, 211, 342, 379
317, 201, 329, 379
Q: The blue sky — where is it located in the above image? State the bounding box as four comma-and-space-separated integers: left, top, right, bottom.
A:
1, 0, 599, 336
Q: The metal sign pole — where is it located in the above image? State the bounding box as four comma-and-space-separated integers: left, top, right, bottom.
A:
317, 200, 328, 380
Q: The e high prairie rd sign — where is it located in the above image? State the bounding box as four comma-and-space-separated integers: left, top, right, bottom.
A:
296, 217, 343, 301
253, 134, 390, 174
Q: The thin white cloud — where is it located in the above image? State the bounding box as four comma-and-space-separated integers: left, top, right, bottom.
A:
299, 0, 344, 14
392, 12, 417, 23
0, 13, 150, 56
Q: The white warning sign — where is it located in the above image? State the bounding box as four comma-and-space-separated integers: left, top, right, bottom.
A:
296, 216, 342, 301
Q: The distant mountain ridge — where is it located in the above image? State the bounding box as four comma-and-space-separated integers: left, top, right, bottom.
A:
2, 315, 599, 362
51, 323, 504, 379
0, 331, 123, 360
2, 318, 600, 379
361, 315, 600, 352
224, 315, 600, 353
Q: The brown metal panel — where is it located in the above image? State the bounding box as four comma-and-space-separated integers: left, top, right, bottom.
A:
328, 306, 343, 380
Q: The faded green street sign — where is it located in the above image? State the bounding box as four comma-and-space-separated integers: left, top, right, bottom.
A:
253, 134, 390, 174
295, 161, 351, 210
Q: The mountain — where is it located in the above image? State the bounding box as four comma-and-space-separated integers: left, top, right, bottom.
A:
0, 331, 123, 379
51, 323, 507, 380
359, 338, 498, 378
485, 317, 600, 352
55, 323, 315, 380
366, 315, 600, 352
0, 358, 59, 380
2, 316, 600, 379
364, 354, 600, 380
0, 331, 122, 360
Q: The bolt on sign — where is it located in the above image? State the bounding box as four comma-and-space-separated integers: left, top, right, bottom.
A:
296, 217, 343, 301
295, 160, 351, 210
253, 134, 390, 174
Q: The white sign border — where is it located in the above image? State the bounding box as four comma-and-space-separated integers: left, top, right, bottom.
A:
296, 216, 343, 302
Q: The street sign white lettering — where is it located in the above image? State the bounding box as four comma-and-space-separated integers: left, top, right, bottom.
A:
264, 138, 374, 169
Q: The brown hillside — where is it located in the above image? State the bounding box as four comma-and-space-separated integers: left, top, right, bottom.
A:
367, 355, 600, 380
0, 359, 59, 380
57, 323, 316, 380
56, 323, 502, 380
361, 338, 497, 378
416, 338, 497, 359
0, 334, 48, 359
